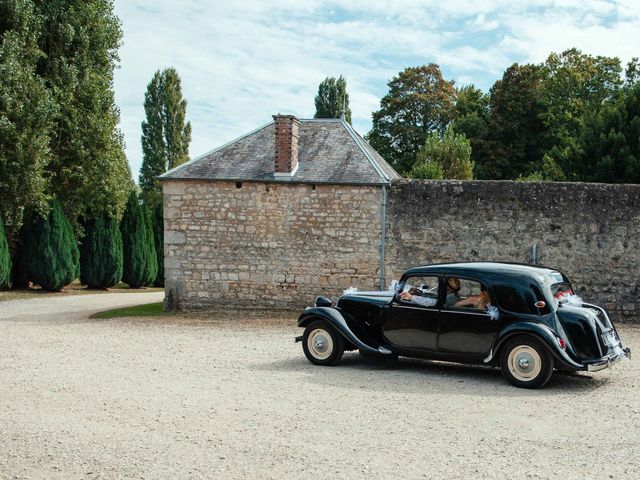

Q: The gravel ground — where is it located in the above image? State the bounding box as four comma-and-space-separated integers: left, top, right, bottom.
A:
1, 294, 639, 480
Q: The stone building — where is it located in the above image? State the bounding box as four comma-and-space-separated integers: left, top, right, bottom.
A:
159, 114, 400, 309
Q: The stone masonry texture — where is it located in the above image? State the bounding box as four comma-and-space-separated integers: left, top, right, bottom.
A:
164, 178, 639, 322
163, 180, 382, 309
386, 180, 640, 322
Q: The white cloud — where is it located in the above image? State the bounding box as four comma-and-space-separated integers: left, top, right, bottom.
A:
113, 0, 640, 179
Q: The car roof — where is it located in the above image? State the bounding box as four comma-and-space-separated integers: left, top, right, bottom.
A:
403, 261, 565, 283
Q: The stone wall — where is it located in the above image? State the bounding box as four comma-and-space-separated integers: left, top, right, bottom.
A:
385, 180, 640, 322
164, 178, 640, 322
163, 180, 383, 309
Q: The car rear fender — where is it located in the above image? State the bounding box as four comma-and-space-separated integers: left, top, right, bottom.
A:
486, 322, 584, 370
298, 307, 392, 355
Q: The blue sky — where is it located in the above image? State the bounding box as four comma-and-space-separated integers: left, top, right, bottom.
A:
113, 0, 640, 180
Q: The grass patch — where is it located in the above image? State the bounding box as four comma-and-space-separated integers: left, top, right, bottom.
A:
90, 302, 167, 319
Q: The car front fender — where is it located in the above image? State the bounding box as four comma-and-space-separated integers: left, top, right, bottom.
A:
486, 322, 584, 370
298, 307, 393, 355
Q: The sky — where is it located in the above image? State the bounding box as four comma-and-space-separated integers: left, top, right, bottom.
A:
113, 0, 640, 180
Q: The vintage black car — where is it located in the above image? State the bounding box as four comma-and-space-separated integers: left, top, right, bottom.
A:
296, 262, 631, 388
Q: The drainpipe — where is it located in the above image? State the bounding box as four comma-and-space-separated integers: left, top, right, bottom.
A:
380, 184, 388, 290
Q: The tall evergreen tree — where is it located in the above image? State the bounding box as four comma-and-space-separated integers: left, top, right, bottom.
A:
314, 75, 352, 124
34, 0, 132, 223
139, 67, 192, 201
0, 0, 54, 240
367, 64, 456, 174
120, 191, 156, 288
80, 213, 123, 289
152, 202, 164, 287
142, 205, 158, 286
19, 200, 79, 291
0, 216, 11, 288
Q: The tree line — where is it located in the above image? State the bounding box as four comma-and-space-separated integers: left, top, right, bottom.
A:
0, 1, 190, 291
2, 3, 638, 291
317, 50, 640, 183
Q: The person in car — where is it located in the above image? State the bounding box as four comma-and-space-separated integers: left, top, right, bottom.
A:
446, 278, 461, 305
399, 286, 437, 307
455, 285, 491, 309
401, 278, 463, 307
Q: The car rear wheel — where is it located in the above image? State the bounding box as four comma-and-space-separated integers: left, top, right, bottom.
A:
500, 336, 554, 389
302, 320, 344, 366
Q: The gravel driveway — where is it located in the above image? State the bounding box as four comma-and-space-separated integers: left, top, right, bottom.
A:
1, 295, 638, 480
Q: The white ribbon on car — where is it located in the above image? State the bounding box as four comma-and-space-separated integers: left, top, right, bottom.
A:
343, 280, 399, 297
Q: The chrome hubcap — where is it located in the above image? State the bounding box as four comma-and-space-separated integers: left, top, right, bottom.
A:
508, 345, 542, 382
308, 328, 333, 360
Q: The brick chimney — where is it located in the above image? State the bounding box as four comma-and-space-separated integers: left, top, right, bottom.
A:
273, 114, 300, 178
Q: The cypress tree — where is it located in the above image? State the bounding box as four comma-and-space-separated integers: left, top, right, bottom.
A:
142, 205, 158, 286
20, 200, 79, 291
80, 214, 123, 289
152, 202, 164, 287
0, 216, 11, 289
120, 191, 155, 288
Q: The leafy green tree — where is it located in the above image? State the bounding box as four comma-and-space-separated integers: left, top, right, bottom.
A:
516, 155, 566, 182
80, 213, 123, 289
539, 49, 623, 179
580, 83, 640, 183
408, 160, 444, 180
452, 84, 489, 168
474, 63, 546, 180
152, 202, 164, 287
19, 200, 79, 291
0, 216, 11, 288
139, 67, 192, 201
368, 64, 456, 174
120, 191, 157, 288
409, 126, 473, 180
35, 0, 132, 223
314, 75, 352, 124
452, 85, 489, 138
0, 0, 54, 239
625, 57, 639, 86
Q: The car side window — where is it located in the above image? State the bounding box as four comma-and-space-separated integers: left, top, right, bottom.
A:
445, 278, 489, 311
399, 275, 440, 307
493, 283, 550, 315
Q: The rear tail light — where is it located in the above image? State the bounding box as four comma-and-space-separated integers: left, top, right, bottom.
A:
558, 338, 567, 349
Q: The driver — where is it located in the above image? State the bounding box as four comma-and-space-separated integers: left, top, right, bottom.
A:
400, 286, 437, 307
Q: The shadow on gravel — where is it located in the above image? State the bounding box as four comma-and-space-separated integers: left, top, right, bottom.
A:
254, 351, 610, 395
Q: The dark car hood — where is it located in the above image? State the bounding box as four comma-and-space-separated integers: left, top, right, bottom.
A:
337, 294, 392, 310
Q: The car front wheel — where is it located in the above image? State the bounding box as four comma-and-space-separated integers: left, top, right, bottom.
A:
500, 336, 554, 389
302, 320, 344, 366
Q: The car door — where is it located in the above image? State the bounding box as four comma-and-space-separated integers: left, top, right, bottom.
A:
382, 275, 441, 352
437, 277, 500, 359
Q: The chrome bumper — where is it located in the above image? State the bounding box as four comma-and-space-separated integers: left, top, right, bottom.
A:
586, 347, 631, 372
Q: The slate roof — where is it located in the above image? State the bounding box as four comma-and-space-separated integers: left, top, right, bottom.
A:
159, 118, 400, 185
